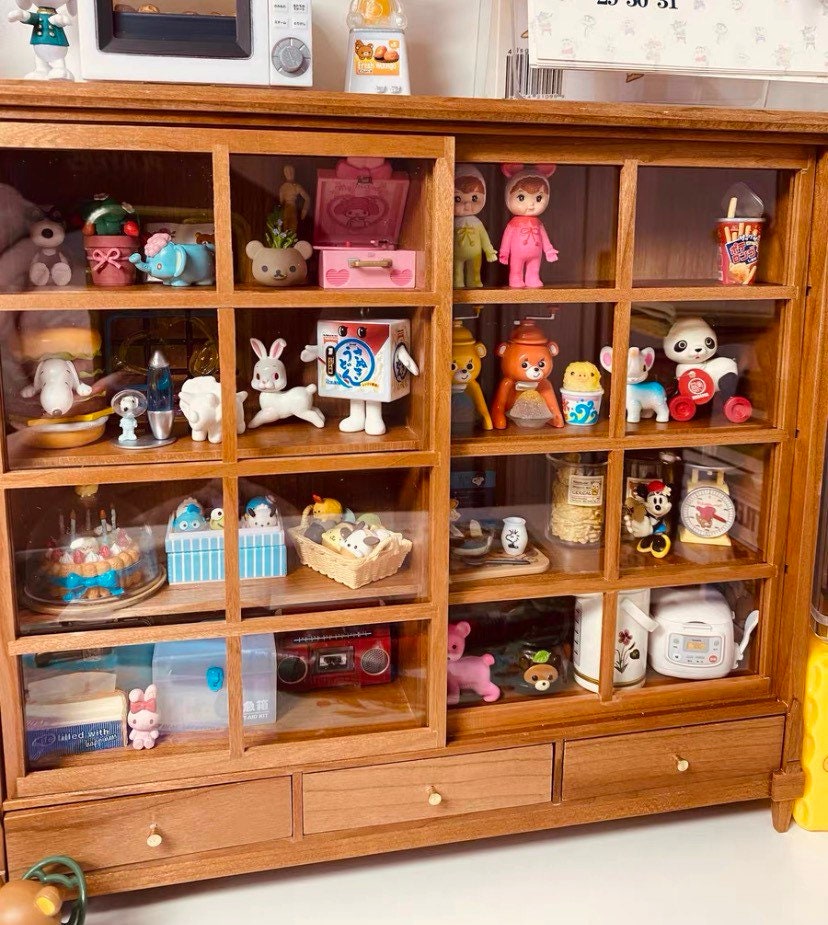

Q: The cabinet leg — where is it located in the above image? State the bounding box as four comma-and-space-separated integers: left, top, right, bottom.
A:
771, 799, 794, 832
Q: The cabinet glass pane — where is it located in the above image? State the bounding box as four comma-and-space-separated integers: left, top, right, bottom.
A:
1, 309, 219, 470
22, 636, 232, 772
634, 167, 784, 285
0, 150, 213, 295
448, 597, 587, 710
601, 580, 761, 694
243, 621, 428, 745
233, 306, 428, 459
627, 302, 781, 436
451, 164, 620, 289
450, 453, 606, 589
230, 153, 432, 292
13, 479, 226, 636
450, 303, 613, 445
238, 469, 427, 618
618, 444, 768, 578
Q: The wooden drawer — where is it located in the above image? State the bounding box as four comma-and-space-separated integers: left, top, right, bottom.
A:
303, 745, 552, 834
6, 777, 292, 875
563, 716, 784, 802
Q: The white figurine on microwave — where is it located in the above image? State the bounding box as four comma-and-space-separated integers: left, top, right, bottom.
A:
301, 319, 419, 436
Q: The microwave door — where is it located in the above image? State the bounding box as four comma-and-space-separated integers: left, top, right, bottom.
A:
78, 0, 273, 84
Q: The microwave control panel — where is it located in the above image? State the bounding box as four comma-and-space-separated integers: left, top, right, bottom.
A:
270, 0, 313, 85
667, 632, 724, 667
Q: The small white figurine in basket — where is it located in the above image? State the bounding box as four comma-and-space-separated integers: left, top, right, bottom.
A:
301, 320, 419, 436
248, 338, 325, 430
292, 495, 412, 590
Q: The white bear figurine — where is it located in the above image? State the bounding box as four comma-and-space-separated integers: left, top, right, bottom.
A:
179, 376, 248, 444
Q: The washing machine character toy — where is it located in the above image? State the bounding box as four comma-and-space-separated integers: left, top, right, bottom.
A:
663, 317, 752, 423
301, 319, 419, 436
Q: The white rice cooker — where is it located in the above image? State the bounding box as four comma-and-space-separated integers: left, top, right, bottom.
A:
649, 586, 758, 680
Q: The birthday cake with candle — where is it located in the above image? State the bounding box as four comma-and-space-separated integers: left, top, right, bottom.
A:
24, 485, 159, 607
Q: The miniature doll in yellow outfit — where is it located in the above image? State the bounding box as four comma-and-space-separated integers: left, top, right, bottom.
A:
453, 165, 497, 289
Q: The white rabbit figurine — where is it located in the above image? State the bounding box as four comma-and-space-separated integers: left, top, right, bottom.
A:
248, 338, 325, 430
7, 1, 76, 81
21, 356, 91, 417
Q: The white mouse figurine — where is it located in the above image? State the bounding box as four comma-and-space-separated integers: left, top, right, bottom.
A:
7, 1, 76, 81
21, 357, 91, 417
247, 338, 325, 430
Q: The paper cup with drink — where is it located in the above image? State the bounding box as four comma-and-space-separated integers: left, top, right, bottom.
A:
717, 183, 765, 286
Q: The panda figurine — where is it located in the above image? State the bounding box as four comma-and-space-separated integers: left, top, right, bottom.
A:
663, 317, 752, 424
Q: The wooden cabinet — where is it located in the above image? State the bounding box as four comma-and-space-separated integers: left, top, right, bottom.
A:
0, 83, 824, 893
4, 778, 292, 877
563, 717, 784, 801
303, 745, 553, 834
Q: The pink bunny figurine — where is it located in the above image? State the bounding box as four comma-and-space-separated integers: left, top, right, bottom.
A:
447, 621, 501, 705
127, 684, 160, 750
498, 163, 558, 289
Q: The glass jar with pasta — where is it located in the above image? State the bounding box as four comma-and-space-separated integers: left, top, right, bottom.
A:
546, 453, 607, 548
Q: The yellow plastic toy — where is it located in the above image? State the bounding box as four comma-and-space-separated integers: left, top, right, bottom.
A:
794, 630, 828, 829
562, 361, 602, 392
451, 320, 492, 432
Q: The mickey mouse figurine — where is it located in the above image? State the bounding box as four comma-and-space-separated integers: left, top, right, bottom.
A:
624, 479, 673, 559
7, 1, 76, 81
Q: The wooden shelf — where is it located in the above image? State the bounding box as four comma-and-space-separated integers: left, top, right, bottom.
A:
238, 422, 421, 460
8, 429, 220, 471
619, 536, 770, 585
0, 284, 220, 312
245, 677, 422, 746
452, 420, 611, 458
453, 284, 617, 305
28, 729, 229, 772
623, 417, 784, 449
232, 284, 437, 308
240, 566, 423, 614
631, 281, 795, 302
17, 565, 423, 637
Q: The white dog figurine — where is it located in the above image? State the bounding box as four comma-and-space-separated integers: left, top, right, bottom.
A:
248, 338, 325, 430
7, 1, 76, 81
21, 357, 91, 417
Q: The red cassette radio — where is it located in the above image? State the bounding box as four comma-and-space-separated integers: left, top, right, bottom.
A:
276, 624, 393, 691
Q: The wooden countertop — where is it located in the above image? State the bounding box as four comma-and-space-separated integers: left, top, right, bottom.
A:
1, 80, 827, 141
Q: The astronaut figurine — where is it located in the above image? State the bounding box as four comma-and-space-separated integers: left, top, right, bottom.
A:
301, 319, 420, 436
7, 1, 76, 81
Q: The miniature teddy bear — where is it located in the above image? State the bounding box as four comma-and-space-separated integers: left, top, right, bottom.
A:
447, 621, 501, 705
246, 239, 313, 288
127, 684, 159, 750
451, 320, 492, 432
490, 320, 563, 429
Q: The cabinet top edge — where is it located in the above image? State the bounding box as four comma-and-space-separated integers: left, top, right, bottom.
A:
0, 81, 827, 142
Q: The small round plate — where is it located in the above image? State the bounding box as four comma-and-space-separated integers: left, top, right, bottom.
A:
111, 434, 177, 449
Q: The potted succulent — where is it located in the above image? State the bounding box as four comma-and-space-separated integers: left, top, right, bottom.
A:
80, 193, 141, 287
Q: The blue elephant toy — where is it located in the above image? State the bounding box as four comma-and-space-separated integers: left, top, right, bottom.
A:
129, 232, 216, 287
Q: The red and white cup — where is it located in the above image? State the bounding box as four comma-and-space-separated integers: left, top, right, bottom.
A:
717, 217, 764, 286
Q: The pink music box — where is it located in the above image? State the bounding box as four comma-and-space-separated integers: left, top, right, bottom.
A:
313, 157, 417, 289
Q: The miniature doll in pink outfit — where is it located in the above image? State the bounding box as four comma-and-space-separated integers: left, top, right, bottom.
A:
498, 163, 558, 288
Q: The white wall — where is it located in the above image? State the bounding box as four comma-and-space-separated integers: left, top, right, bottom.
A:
0, 0, 825, 109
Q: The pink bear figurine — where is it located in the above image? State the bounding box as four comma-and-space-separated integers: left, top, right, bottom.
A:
127, 684, 160, 750
447, 621, 501, 705
498, 163, 558, 289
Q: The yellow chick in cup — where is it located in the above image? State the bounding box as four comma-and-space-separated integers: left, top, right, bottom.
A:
562, 361, 602, 392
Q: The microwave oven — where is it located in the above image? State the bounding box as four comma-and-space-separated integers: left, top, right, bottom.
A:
78, 0, 312, 87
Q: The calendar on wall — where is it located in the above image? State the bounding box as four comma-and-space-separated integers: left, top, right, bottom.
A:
528, 0, 828, 80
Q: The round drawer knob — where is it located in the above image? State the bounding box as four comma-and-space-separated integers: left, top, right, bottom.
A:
675, 757, 690, 773
146, 824, 163, 848
427, 787, 443, 807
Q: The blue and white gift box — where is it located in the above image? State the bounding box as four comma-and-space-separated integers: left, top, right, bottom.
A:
165, 517, 287, 584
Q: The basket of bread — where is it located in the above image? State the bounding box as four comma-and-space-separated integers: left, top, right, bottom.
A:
289, 495, 412, 590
